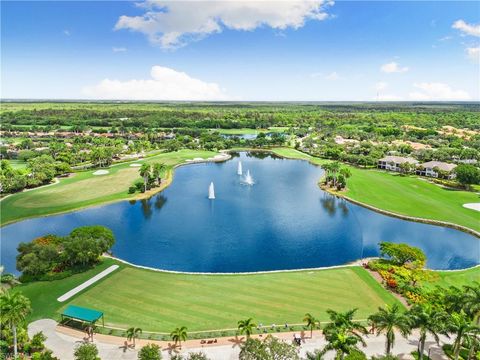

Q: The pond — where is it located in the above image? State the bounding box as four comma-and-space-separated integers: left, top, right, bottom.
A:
1, 152, 479, 274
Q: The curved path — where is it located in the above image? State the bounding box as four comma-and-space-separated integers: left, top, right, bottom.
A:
29, 319, 450, 360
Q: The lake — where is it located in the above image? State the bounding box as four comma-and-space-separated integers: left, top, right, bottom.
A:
1, 152, 478, 274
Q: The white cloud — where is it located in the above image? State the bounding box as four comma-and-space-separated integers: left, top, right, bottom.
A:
452, 20, 480, 37
380, 62, 409, 73
375, 81, 388, 91
466, 47, 480, 63
409, 82, 471, 101
63, 30, 71, 36
82, 65, 230, 101
115, 0, 333, 48
112, 47, 127, 52
325, 71, 340, 80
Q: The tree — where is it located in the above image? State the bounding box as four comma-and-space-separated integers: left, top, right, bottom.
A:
69, 226, 115, 254
368, 304, 411, 355
446, 311, 478, 360
152, 163, 166, 186
408, 304, 446, 360
304, 313, 320, 338
315, 329, 366, 360
16, 242, 58, 276
170, 326, 188, 347
138, 343, 162, 360
454, 164, 480, 186
139, 163, 152, 192
126, 327, 142, 347
0, 290, 31, 358
323, 309, 368, 338
379, 242, 426, 268
238, 318, 256, 338
63, 237, 102, 266
463, 282, 480, 324
73, 343, 100, 360
239, 335, 300, 360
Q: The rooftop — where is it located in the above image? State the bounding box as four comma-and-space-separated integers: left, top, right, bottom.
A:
378, 156, 419, 164
420, 161, 457, 172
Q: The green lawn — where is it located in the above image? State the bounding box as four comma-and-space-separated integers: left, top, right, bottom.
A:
271, 148, 480, 233
422, 266, 480, 289
346, 168, 480, 232
0, 149, 218, 225
16, 259, 400, 333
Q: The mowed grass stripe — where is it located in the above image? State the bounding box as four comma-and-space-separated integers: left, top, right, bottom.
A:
65, 264, 400, 332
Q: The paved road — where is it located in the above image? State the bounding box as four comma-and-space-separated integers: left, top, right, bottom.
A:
28, 319, 449, 360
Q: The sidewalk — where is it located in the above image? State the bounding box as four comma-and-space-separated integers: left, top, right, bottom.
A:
28, 319, 449, 360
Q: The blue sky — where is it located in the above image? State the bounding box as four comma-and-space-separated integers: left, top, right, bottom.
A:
1, 1, 479, 101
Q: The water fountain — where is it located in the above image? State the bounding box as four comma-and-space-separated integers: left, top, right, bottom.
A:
243, 170, 255, 186
237, 161, 243, 176
208, 182, 215, 199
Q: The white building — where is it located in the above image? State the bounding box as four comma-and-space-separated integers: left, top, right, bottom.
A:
377, 156, 419, 172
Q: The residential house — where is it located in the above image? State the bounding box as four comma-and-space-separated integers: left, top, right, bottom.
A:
377, 156, 419, 172
416, 161, 457, 179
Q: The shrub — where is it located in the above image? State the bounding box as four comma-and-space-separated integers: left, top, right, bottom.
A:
128, 186, 137, 194
138, 343, 162, 360
73, 343, 100, 360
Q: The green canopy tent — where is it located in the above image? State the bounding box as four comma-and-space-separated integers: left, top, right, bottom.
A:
61, 305, 104, 327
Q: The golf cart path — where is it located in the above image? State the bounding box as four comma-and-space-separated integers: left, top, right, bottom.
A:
28, 319, 450, 360
57, 265, 119, 302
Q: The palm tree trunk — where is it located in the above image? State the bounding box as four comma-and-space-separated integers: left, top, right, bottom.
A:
454, 339, 461, 360
419, 336, 426, 360
13, 325, 18, 359
467, 343, 475, 360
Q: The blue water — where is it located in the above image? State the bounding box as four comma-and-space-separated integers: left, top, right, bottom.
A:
1, 152, 479, 274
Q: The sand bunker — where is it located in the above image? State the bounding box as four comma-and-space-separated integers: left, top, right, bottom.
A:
92, 170, 109, 176
463, 203, 480, 212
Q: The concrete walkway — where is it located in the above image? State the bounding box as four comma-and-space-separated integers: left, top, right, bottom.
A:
57, 265, 119, 302
28, 319, 450, 360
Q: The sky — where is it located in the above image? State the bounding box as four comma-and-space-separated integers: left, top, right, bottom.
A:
1, 0, 479, 101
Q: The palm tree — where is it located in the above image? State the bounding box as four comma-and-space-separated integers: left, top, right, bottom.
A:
170, 326, 188, 347
139, 163, 151, 192
304, 313, 320, 338
238, 318, 256, 338
0, 290, 31, 358
152, 162, 166, 186
408, 304, 447, 360
368, 304, 411, 355
446, 311, 478, 360
324, 309, 367, 337
339, 167, 351, 180
126, 326, 142, 347
464, 327, 480, 360
320, 328, 366, 360
463, 282, 480, 325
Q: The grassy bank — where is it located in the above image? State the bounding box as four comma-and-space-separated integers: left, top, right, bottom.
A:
270, 148, 480, 233
15, 259, 400, 333
422, 266, 480, 289
1, 149, 218, 226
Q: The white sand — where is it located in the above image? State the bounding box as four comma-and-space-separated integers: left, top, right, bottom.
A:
130, 163, 142, 167
57, 265, 119, 302
193, 157, 204, 161
92, 170, 109, 176
463, 203, 480, 212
